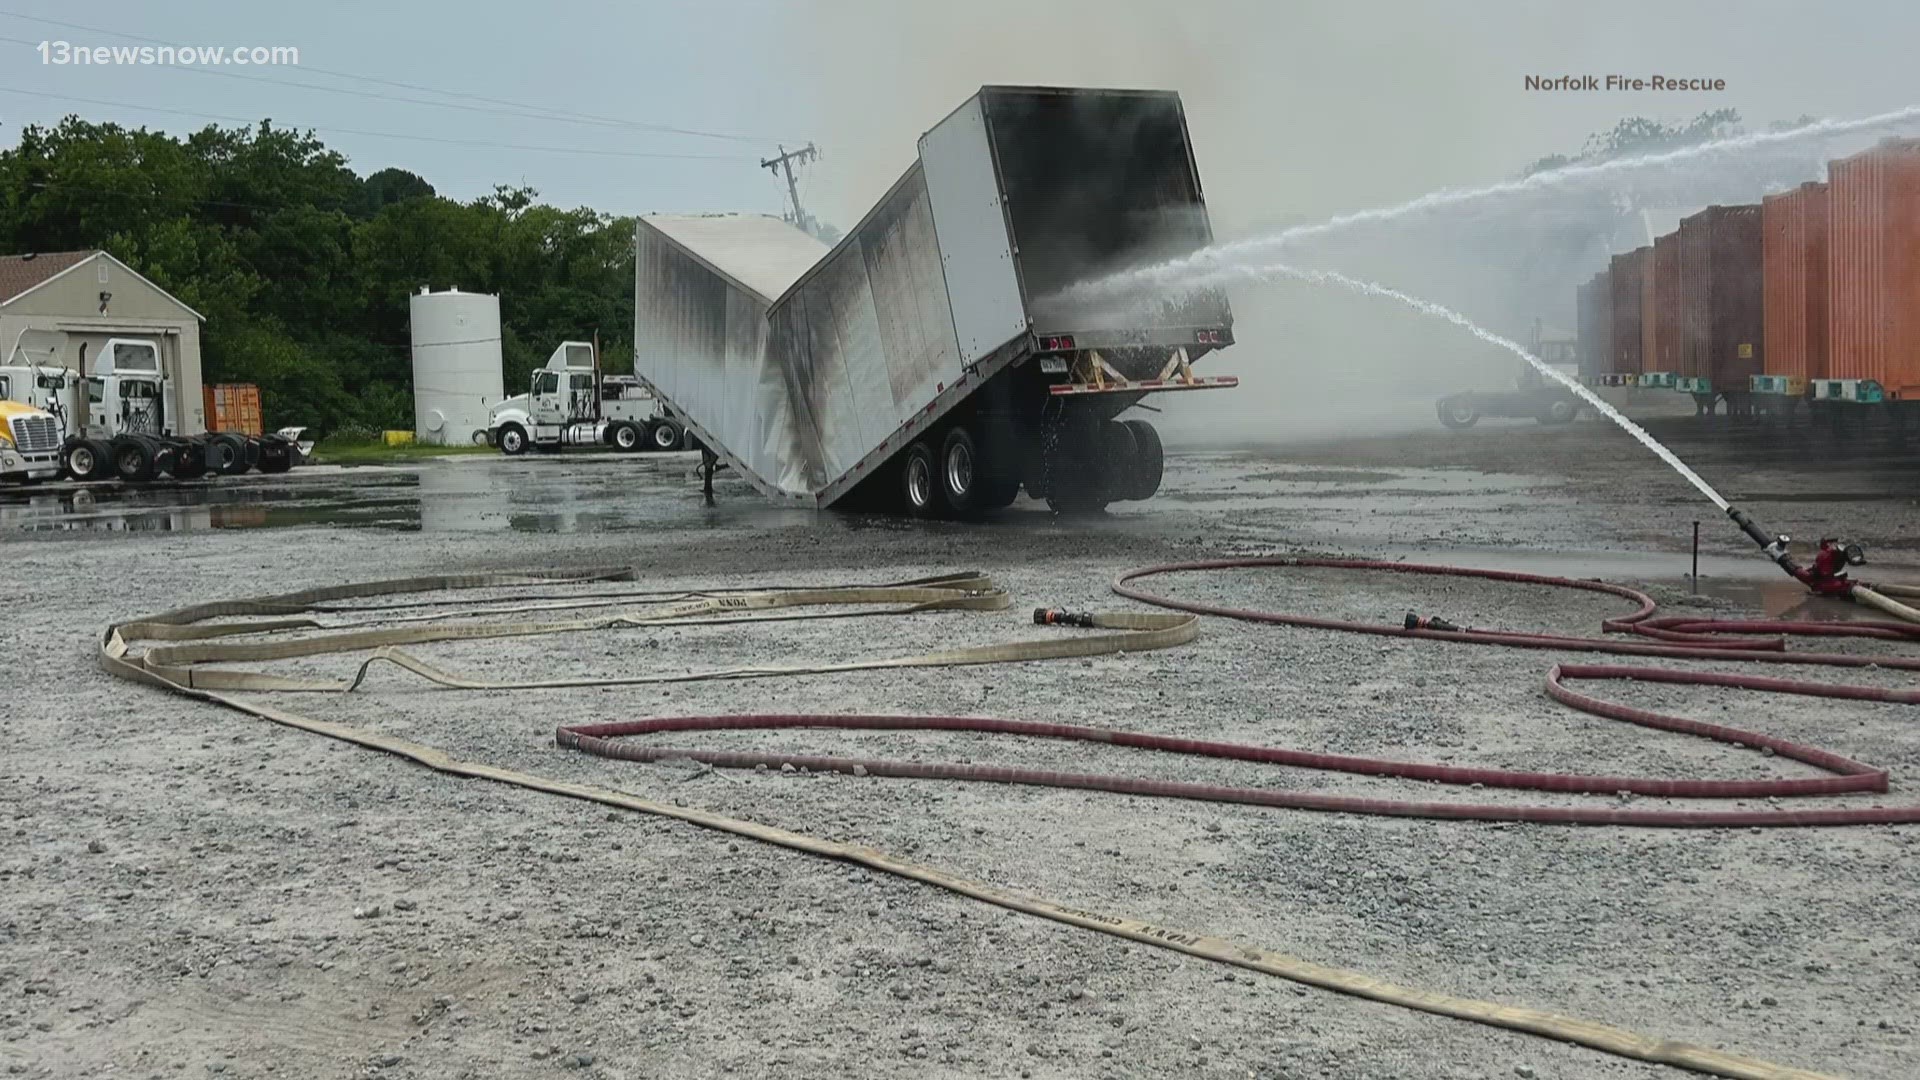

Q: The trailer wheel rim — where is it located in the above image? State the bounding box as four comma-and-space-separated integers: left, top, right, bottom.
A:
117, 448, 142, 474
652, 424, 677, 449
70, 446, 95, 475
906, 455, 933, 509
615, 426, 637, 449
945, 441, 973, 499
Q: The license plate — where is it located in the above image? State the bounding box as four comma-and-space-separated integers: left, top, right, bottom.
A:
1038, 357, 1068, 375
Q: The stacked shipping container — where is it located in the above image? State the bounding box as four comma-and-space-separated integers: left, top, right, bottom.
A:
1677, 205, 1763, 389
1607, 248, 1647, 375
1826, 138, 1920, 398
1761, 181, 1829, 383
1576, 271, 1610, 380
1651, 233, 1683, 373
202, 384, 262, 437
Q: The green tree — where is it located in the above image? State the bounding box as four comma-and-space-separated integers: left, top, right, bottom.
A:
0, 116, 635, 436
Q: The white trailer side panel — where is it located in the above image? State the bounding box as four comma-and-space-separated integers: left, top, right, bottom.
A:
632, 214, 826, 495
763, 165, 967, 499
917, 95, 1028, 366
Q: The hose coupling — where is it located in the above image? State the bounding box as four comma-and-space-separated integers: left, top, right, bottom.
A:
1404, 612, 1461, 633
1034, 608, 1098, 628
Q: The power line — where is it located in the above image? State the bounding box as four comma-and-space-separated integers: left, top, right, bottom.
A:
0, 85, 756, 161
0, 10, 788, 145
0, 32, 768, 143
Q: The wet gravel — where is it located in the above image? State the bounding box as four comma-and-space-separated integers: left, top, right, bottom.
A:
3, 422, 1918, 1080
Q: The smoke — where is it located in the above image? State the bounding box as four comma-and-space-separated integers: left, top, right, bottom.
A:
770, 0, 1920, 445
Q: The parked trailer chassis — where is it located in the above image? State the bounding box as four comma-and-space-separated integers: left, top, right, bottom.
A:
58, 430, 296, 483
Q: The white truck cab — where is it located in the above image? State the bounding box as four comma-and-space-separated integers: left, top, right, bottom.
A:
488, 342, 682, 455
0, 330, 296, 484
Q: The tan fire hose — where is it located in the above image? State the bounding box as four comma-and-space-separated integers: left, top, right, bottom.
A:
98, 568, 1836, 1080
1855, 583, 1920, 625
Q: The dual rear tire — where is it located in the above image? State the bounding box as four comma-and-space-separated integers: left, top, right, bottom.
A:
1042, 417, 1162, 513
899, 424, 1023, 517
897, 416, 1155, 517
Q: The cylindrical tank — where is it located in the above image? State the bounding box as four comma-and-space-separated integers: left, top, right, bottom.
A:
408, 288, 505, 446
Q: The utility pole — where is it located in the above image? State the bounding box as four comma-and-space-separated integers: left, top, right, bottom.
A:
761, 142, 819, 234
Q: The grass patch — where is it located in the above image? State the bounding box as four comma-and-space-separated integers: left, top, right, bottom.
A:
311, 439, 498, 466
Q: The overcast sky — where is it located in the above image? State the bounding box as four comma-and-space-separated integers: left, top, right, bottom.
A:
4, 0, 1917, 237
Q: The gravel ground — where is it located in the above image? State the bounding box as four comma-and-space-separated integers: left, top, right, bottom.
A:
4, 419, 1918, 1080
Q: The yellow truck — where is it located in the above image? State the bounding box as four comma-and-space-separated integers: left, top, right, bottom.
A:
0, 398, 63, 483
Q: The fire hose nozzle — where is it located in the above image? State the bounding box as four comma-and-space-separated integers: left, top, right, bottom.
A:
1404, 612, 1461, 633
1034, 608, 1098, 628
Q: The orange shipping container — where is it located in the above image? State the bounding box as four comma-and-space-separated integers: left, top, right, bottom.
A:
1762, 181, 1829, 382
1651, 232, 1684, 373
1576, 270, 1610, 381
1607, 247, 1648, 374
1677, 204, 1763, 388
1827, 138, 1920, 398
1639, 243, 1657, 372
203, 383, 263, 437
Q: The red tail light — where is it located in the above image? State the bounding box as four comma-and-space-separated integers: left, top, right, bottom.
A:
1040, 335, 1077, 351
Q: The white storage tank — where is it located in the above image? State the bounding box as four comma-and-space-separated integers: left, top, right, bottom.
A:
408, 287, 505, 446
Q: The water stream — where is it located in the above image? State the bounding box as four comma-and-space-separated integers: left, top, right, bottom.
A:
1231, 263, 1732, 511
1076, 103, 1920, 300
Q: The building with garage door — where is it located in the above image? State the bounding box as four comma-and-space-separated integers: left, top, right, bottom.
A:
0, 250, 209, 434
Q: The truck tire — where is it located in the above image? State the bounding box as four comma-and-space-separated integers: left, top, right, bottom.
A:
211, 432, 251, 475
112, 437, 158, 482
608, 421, 643, 452
938, 427, 989, 514
649, 419, 683, 451
497, 423, 530, 456
63, 439, 112, 482
1537, 399, 1578, 425
899, 439, 940, 517
1046, 490, 1110, 514
1120, 418, 1164, 500
1438, 398, 1479, 430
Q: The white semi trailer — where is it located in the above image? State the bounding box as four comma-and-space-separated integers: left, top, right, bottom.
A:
634, 85, 1236, 515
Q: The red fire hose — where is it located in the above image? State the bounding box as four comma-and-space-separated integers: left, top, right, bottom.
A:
562, 558, 1920, 828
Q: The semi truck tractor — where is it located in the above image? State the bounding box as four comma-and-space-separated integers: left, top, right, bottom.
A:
1, 331, 294, 482
487, 341, 681, 455
0, 398, 62, 483
633, 85, 1237, 515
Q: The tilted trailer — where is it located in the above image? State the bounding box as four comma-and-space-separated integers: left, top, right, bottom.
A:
634, 85, 1236, 515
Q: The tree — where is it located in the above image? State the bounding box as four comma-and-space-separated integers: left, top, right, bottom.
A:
1520, 109, 1744, 176
0, 116, 637, 436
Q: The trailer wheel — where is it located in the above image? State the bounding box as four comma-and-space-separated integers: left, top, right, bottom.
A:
497, 423, 529, 456
1120, 418, 1164, 500
899, 439, 940, 517
1438, 398, 1479, 430
938, 427, 987, 514
609, 421, 643, 452
112, 437, 158, 482
210, 432, 251, 475
1537, 399, 1577, 425
1046, 491, 1110, 514
649, 419, 683, 451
